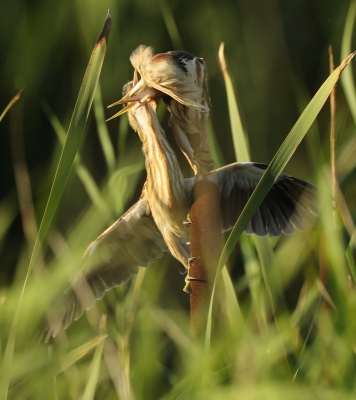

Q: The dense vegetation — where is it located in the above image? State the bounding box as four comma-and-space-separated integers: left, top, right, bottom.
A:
1, 0, 356, 398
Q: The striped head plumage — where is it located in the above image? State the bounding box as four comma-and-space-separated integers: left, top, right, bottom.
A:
107, 45, 209, 117
107, 45, 213, 174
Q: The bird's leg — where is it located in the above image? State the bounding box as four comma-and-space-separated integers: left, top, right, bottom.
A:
170, 118, 200, 174
183, 214, 192, 227
183, 257, 196, 293
194, 148, 215, 174
194, 121, 214, 174
183, 257, 207, 293
162, 232, 196, 292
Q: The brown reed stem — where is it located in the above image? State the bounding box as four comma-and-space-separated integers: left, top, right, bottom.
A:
189, 178, 223, 339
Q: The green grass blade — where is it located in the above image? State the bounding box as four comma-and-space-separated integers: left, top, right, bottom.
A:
219, 52, 356, 272
0, 91, 22, 122
218, 43, 250, 162
58, 334, 107, 376
345, 230, 356, 283
43, 102, 113, 224
240, 235, 268, 328
4, 335, 107, 396
81, 328, 106, 400
221, 267, 243, 328
0, 12, 111, 398
205, 51, 356, 349
93, 84, 116, 174
0, 191, 18, 247
341, 0, 356, 123
30, 12, 111, 256
292, 77, 324, 169
158, 0, 184, 50
217, 42, 282, 334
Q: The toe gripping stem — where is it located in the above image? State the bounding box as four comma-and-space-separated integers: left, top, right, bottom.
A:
183, 257, 207, 293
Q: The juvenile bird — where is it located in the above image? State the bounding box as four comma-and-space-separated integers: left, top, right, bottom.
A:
46, 82, 316, 339
107, 45, 213, 174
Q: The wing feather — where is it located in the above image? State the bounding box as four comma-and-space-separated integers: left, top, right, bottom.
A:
46, 192, 168, 340
211, 162, 317, 236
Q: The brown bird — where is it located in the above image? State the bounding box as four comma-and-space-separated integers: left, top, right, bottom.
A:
46, 82, 316, 339
107, 45, 213, 174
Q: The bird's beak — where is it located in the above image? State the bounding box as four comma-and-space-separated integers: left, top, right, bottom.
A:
106, 78, 162, 122
107, 80, 147, 109
105, 101, 140, 122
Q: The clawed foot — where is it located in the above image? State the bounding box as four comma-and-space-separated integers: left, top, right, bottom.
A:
183, 275, 207, 293
183, 256, 196, 293
183, 278, 193, 294
183, 214, 192, 227
182, 257, 207, 293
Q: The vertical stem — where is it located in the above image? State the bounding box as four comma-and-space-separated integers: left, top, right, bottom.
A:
10, 97, 43, 264
328, 46, 336, 221
189, 178, 223, 338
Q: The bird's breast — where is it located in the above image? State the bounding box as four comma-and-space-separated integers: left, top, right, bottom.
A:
146, 178, 190, 238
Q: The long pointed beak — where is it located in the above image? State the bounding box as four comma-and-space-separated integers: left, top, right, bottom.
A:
106, 93, 154, 122
107, 93, 145, 108
106, 77, 163, 121
108, 79, 147, 109
106, 102, 139, 122
106, 79, 146, 121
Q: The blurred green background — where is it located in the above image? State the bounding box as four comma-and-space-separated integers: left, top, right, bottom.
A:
1, 0, 352, 284
1, 0, 356, 398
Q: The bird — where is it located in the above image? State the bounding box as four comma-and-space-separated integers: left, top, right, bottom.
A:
46, 81, 316, 340
107, 45, 214, 174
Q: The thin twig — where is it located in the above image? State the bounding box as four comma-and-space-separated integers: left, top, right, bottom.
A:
0, 90, 22, 122
10, 97, 45, 274
328, 45, 337, 223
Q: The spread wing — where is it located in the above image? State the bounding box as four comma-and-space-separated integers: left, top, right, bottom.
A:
210, 162, 317, 236
46, 191, 168, 340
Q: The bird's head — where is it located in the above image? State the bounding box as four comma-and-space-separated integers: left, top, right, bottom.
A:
106, 45, 209, 122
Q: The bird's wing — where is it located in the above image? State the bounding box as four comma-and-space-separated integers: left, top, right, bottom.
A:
209, 162, 317, 236
46, 191, 168, 340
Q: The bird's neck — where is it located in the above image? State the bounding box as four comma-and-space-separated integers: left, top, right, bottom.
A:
135, 104, 187, 207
